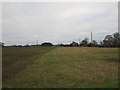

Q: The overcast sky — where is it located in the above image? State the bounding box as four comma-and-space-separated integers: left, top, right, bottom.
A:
2, 2, 118, 45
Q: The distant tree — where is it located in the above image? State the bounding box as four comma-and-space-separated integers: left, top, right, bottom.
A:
25, 44, 30, 47
99, 41, 104, 47
102, 32, 120, 47
18, 45, 22, 47
80, 38, 89, 47
11, 45, 17, 47
84, 38, 89, 43
103, 35, 113, 47
80, 40, 88, 46
41, 42, 53, 46
88, 40, 98, 47
112, 32, 120, 47
87, 43, 92, 47
92, 40, 98, 47
59, 44, 64, 46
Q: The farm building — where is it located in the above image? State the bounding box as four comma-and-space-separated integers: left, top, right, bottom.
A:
70, 42, 79, 47
41, 42, 53, 46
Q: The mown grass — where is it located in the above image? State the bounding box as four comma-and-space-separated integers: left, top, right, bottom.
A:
2, 47, 118, 88
2, 46, 56, 81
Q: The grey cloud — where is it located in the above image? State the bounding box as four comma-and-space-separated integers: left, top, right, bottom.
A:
2, 2, 118, 45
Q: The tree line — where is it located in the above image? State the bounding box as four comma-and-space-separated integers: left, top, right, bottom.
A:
1, 32, 120, 47
60, 32, 120, 47
81, 32, 120, 47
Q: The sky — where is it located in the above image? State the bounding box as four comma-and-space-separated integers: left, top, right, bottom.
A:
2, 2, 118, 45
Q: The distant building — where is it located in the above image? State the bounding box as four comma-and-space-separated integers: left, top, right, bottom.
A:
70, 42, 79, 47
0, 42, 4, 47
41, 42, 53, 46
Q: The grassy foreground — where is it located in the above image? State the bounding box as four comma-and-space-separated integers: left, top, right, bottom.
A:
2, 47, 118, 88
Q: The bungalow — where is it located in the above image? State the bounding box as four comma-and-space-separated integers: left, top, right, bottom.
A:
70, 42, 79, 47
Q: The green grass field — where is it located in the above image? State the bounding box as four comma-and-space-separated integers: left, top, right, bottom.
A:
2, 46, 118, 88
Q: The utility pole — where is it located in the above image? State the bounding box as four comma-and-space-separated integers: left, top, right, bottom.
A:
36, 40, 38, 45
79, 38, 81, 46
91, 32, 93, 47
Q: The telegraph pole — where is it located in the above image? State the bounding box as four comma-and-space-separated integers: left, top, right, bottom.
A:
79, 38, 80, 46
36, 40, 38, 45
91, 32, 93, 47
